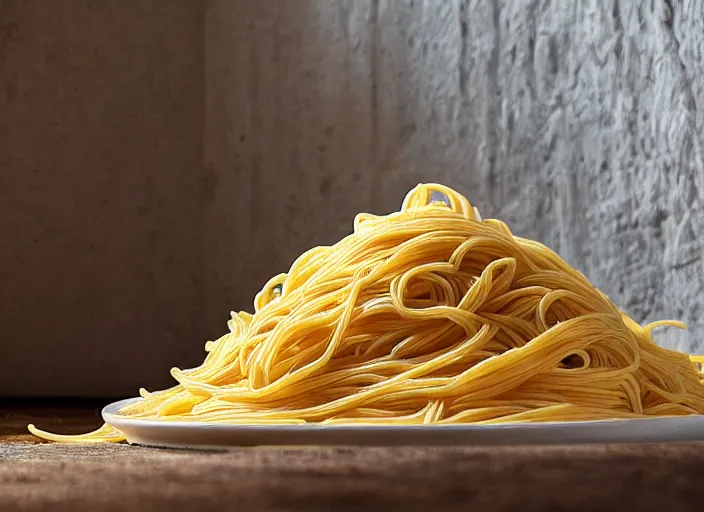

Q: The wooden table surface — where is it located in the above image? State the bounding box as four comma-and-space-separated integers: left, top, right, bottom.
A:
2, 401, 704, 511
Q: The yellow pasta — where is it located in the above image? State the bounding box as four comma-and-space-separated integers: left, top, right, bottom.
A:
29, 184, 704, 443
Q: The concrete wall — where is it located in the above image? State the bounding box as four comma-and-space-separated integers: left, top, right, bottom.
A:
2, 0, 702, 396
206, 0, 704, 357
0, 1, 205, 396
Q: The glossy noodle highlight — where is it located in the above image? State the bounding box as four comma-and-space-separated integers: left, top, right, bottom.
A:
30, 184, 704, 443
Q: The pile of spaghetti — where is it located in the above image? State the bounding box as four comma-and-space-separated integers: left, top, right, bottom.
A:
30, 184, 704, 443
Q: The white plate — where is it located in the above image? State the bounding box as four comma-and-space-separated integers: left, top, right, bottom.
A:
103, 398, 704, 449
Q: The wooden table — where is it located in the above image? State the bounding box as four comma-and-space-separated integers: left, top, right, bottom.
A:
2, 401, 704, 511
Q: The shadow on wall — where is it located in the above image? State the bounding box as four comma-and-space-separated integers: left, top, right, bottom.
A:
202, 0, 481, 340
0, 0, 206, 397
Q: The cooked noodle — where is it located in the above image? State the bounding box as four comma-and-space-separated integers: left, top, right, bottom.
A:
29, 184, 704, 443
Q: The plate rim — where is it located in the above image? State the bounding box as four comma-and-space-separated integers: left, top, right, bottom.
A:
102, 397, 704, 432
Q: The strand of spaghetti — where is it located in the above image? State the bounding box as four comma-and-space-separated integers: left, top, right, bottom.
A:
28, 183, 704, 443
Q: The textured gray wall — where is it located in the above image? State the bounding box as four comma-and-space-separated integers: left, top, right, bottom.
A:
206, 0, 703, 356
2, 0, 702, 397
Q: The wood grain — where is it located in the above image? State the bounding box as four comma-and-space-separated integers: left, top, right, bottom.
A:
2, 406, 704, 511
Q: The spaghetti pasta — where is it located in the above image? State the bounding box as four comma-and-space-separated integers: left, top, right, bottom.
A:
29, 184, 704, 443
